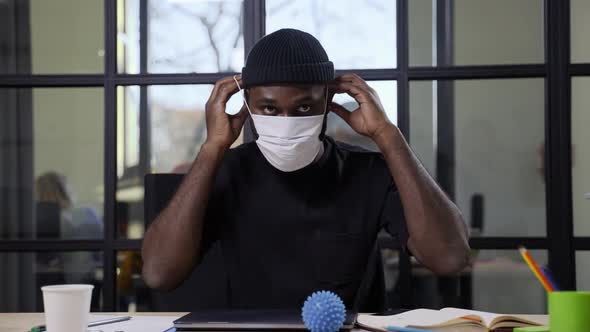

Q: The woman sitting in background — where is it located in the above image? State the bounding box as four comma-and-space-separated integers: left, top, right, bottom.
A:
35, 172, 103, 287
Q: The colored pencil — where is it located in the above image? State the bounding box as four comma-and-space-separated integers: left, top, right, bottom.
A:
519, 246, 554, 292
386, 326, 436, 332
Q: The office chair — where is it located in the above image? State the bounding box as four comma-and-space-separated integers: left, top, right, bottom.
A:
144, 174, 228, 311
35, 202, 61, 238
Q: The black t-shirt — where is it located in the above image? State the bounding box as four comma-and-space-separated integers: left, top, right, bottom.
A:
203, 136, 408, 309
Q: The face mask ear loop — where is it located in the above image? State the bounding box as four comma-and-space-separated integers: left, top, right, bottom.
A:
233, 75, 253, 116
319, 84, 329, 141
233, 75, 258, 139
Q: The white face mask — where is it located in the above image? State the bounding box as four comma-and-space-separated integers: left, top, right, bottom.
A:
234, 76, 327, 172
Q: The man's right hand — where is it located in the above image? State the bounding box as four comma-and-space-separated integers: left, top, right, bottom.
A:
204, 75, 248, 150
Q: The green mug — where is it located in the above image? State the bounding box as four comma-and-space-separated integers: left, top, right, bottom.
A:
548, 291, 590, 331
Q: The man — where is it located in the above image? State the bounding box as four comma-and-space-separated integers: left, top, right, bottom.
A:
142, 29, 470, 309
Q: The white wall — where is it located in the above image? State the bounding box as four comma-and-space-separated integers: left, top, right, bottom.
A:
410, 81, 436, 176
453, 1, 546, 312
408, 0, 436, 176
445, 77, 546, 312
571, 0, 590, 290
409, 0, 434, 67
454, 0, 543, 65
30, 0, 103, 74
32, 89, 104, 209
573, 78, 590, 290
572, 78, 590, 236
410, 0, 547, 237
454, 79, 545, 237
30, 0, 104, 210
571, 0, 590, 63
577, 252, 590, 291
453, 0, 546, 237
408, 0, 548, 313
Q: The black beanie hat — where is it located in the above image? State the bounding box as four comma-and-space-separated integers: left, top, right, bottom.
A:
241, 29, 335, 87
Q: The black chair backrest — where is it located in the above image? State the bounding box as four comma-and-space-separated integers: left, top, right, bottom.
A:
144, 174, 184, 229
144, 173, 228, 311
36, 202, 61, 238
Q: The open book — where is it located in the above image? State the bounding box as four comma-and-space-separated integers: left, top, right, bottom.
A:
357, 308, 548, 332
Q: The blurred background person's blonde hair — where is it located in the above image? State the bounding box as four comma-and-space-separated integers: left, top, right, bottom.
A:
35, 172, 73, 210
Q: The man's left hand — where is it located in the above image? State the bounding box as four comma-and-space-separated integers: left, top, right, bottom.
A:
328, 74, 397, 145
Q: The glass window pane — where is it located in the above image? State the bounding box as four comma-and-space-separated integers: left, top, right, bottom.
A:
0, 88, 104, 240
409, 0, 435, 67
454, 0, 543, 65
117, 84, 244, 238
1, 0, 104, 74
266, 0, 397, 69
409, 80, 436, 175
411, 250, 547, 313
0, 251, 103, 312
455, 79, 545, 237
119, 0, 245, 74
577, 252, 590, 291
410, 79, 546, 237
571, 0, 590, 63
327, 80, 397, 151
118, 0, 140, 74
572, 78, 590, 236
410, 0, 544, 66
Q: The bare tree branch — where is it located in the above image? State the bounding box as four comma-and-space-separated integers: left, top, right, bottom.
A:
170, 2, 242, 72
232, 4, 244, 51
197, 3, 223, 71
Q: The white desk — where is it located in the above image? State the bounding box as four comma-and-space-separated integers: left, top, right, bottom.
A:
0, 312, 373, 332
0, 312, 185, 332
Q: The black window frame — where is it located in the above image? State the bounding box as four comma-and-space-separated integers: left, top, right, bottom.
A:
0, 0, 586, 311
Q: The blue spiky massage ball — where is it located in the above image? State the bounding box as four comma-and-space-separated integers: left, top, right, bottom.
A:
301, 290, 346, 332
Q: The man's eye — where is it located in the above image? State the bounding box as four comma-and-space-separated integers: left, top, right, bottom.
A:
297, 105, 311, 113
263, 106, 277, 114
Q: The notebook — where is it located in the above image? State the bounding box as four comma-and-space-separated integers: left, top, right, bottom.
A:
356, 308, 548, 332
173, 309, 357, 330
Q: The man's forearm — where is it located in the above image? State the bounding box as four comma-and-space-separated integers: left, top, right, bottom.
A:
141, 142, 226, 290
374, 125, 470, 275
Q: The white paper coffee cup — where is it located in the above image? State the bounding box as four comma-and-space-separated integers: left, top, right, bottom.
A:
41, 284, 94, 332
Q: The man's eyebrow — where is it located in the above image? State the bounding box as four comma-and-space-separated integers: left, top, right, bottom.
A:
292, 95, 316, 103
254, 97, 276, 104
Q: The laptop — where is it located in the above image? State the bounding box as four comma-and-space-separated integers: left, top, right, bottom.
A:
173, 309, 357, 330
173, 234, 382, 331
